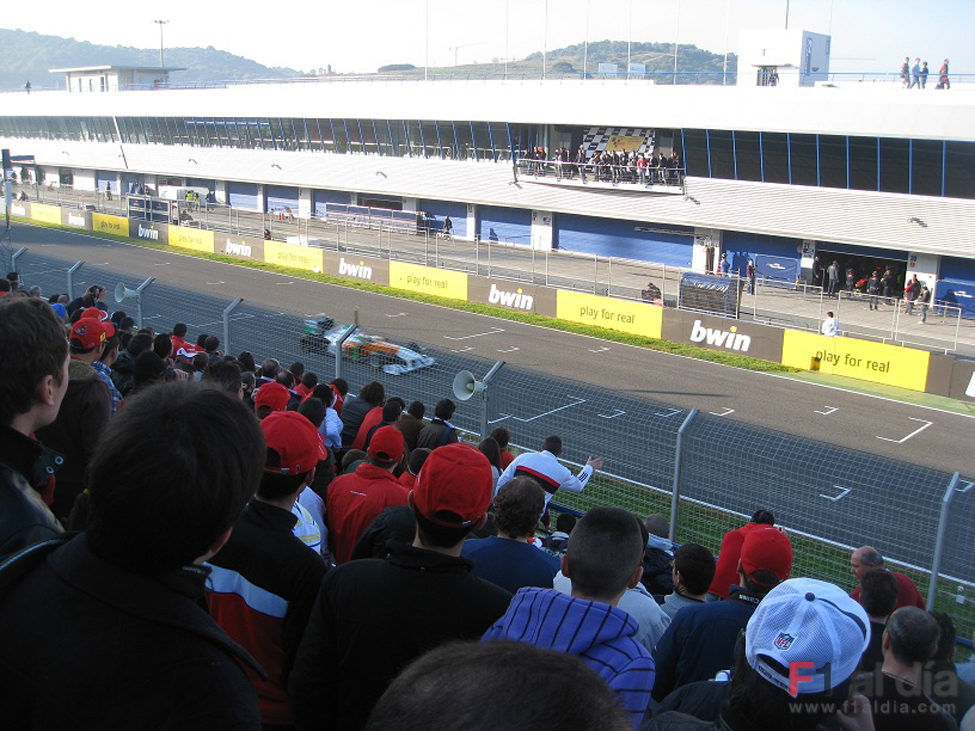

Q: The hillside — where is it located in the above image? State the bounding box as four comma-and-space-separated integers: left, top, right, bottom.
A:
0, 28, 302, 91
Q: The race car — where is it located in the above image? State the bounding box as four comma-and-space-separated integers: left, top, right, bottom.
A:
299, 316, 436, 376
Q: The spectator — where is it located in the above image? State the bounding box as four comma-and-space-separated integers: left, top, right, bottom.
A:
329, 377, 348, 416
491, 426, 516, 468
415, 397, 460, 449
0, 382, 267, 727
350, 504, 417, 561
641, 513, 675, 596
826, 260, 840, 296
648, 578, 871, 731
111, 331, 152, 397
366, 641, 632, 731
477, 436, 503, 490
5, 271, 20, 291
257, 357, 281, 386
659, 542, 716, 619
203, 335, 221, 364
496, 434, 603, 515
169, 322, 200, 359
36, 313, 114, 520
938, 59, 950, 90
864, 606, 955, 730
461, 476, 559, 593
295, 371, 317, 400
542, 512, 575, 557
483, 506, 655, 725
921, 60, 930, 88
254, 382, 291, 419
358, 397, 404, 453
340, 380, 384, 448
290, 442, 512, 729
340, 449, 367, 475
395, 400, 425, 451
858, 568, 900, 672
653, 526, 793, 700
958, 630, 975, 688
131, 351, 167, 395
708, 509, 776, 600
926, 611, 975, 726
398, 446, 431, 491
821, 310, 840, 337
237, 350, 257, 373
308, 384, 342, 453
0, 298, 67, 555
202, 360, 243, 398
325, 425, 408, 564
91, 324, 123, 414
850, 545, 925, 610
289, 361, 305, 381
207, 411, 328, 726
294, 397, 334, 558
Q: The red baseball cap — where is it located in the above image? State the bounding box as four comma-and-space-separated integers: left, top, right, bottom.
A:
70, 318, 115, 351
260, 411, 327, 475
368, 425, 405, 462
412, 442, 493, 527
80, 306, 109, 322
740, 527, 793, 584
254, 382, 291, 413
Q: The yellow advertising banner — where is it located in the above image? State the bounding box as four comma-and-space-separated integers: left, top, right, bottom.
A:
605, 135, 645, 152
556, 290, 663, 338
264, 240, 324, 272
31, 203, 63, 225
169, 225, 215, 253
91, 212, 129, 236
388, 262, 468, 300
781, 330, 930, 391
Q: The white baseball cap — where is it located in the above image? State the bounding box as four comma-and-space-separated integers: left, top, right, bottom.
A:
745, 577, 870, 697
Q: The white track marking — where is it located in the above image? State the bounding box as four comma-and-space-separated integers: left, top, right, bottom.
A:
815, 406, 839, 416
819, 485, 852, 502
709, 407, 735, 417
876, 418, 933, 443
444, 327, 504, 341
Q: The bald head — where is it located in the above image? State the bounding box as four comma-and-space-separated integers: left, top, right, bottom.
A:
851, 546, 885, 583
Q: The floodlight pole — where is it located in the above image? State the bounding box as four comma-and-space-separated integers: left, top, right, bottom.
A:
153, 20, 169, 69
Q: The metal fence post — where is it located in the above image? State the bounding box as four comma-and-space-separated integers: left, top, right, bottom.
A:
66, 260, 85, 300
334, 313, 360, 382
478, 360, 505, 440
669, 408, 699, 542
11, 247, 27, 274
134, 276, 155, 330
927, 471, 960, 609
222, 297, 244, 355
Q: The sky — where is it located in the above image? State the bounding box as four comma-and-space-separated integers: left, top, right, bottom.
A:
3, 0, 970, 75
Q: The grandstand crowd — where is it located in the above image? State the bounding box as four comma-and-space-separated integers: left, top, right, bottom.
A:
2, 278, 974, 730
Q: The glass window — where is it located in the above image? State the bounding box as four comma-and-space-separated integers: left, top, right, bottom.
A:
848, 136, 878, 191
879, 138, 909, 194
681, 129, 708, 177
790, 133, 818, 187
734, 131, 762, 181
761, 132, 789, 184
708, 130, 734, 179
818, 135, 847, 189
944, 141, 975, 199
911, 139, 942, 197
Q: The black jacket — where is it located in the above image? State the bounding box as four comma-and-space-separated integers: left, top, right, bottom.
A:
415, 418, 458, 450
641, 546, 675, 596
289, 541, 512, 730
339, 395, 373, 448
0, 534, 263, 729
0, 425, 63, 558
110, 348, 137, 396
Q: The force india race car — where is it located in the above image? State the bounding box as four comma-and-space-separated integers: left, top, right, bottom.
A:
299, 316, 436, 376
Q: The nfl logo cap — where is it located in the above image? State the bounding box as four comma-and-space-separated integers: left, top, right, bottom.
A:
746, 577, 869, 697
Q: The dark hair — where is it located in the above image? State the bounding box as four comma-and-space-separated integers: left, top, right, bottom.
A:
98, 332, 120, 363
259, 446, 311, 500
859, 569, 899, 618
381, 400, 404, 423
493, 477, 544, 539
728, 647, 849, 731
118, 316, 135, 332
202, 360, 242, 395
237, 351, 256, 373
565, 506, 643, 600
885, 607, 940, 664
298, 397, 326, 429
192, 352, 209, 371
289, 361, 305, 379
489, 426, 510, 449
203, 335, 220, 353
433, 397, 455, 420
408, 400, 425, 419
195, 333, 209, 348
341, 449, 367, 473
260, 358, 280, 379
276, 370, 295, 389
929, 611, 957, 662
310, 383, 334, 407
172, 322, 187, 338
413, 506, 471, 549
133, 351, 167, 392
555, 513, 577, 534
153, 333, 172, 359
750, 509, 775, 525
0, 298, 68, 426
359, 380, 385, 407
406, 447, 431, 476
541, 435, 562, 455
644, 513, 669, 539
673, 543, 716, 595
127, 332, 153, 357
86, 382, 264, 575
330, 378, 349, 396
301, 371, 319, 390
0, 279, 10, 293
477, 437, 502, 471
366, 641, 632, 731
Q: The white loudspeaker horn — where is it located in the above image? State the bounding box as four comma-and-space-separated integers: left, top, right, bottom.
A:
115, 282, 139, 303
452, 370, 486, 401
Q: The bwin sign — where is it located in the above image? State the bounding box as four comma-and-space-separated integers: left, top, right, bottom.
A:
225, 240, 252, 257
488, 284, 533, 310
339, 258, 372, 280
138, 224, 159, 241
689, 319, 751, 352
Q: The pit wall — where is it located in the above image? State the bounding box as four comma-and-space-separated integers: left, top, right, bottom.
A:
19, 202, 975, 402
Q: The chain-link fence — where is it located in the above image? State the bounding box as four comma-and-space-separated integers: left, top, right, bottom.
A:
14, 246, 975, 647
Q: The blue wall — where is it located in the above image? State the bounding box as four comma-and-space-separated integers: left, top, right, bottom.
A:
554, 214, 694, 267
420, 199, 467, 237
723, 231, 801, 280
478, 206, 532, 245
228, 181, 260, 211
313, 189, 352, 218
266, 185, 299, 213
938, 257, 975, 318
96, 170, 117, 194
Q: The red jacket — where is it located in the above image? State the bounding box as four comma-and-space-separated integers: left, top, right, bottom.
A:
326, 464, 409, 564
851, 571, 925, 611
708, 521, 769, 599
352, 407, 383, 451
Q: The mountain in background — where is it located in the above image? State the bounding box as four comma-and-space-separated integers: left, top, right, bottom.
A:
0, 28, 303, 90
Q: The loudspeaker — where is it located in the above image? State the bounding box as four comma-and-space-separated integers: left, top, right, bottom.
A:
115, 282, 139, 303
452, 370, 485, 401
